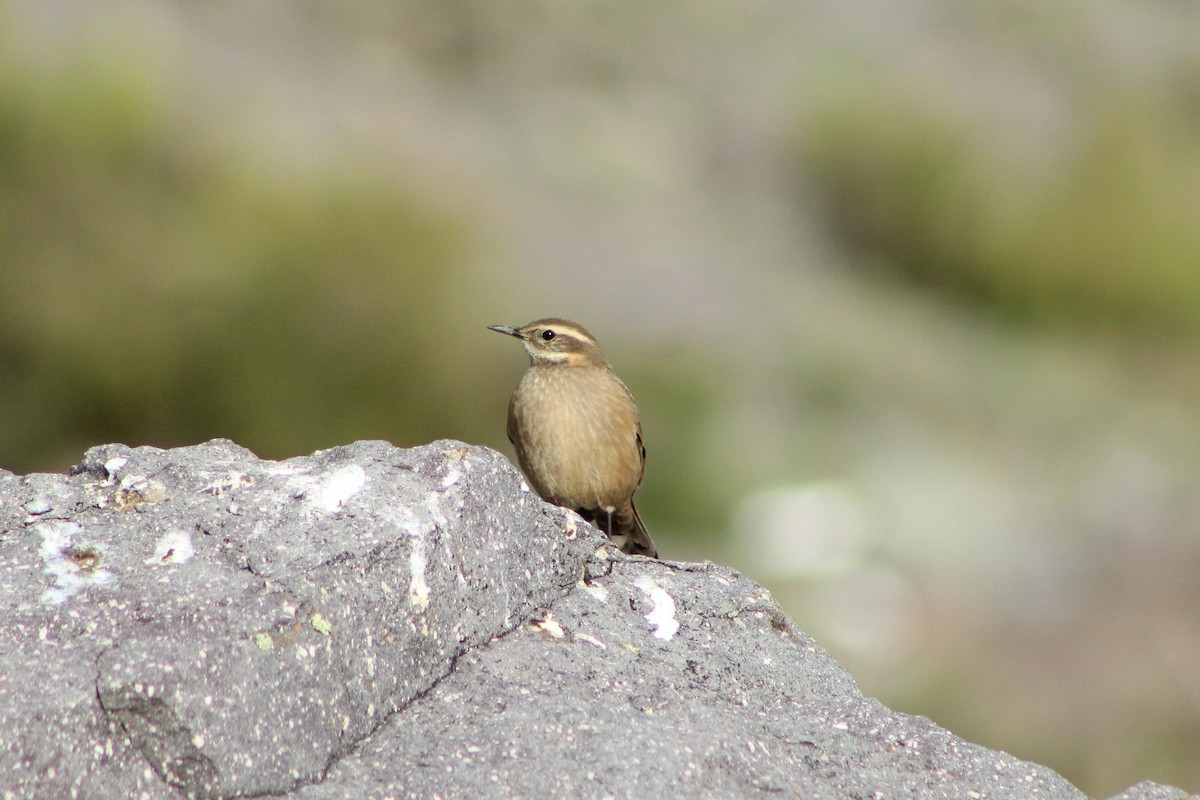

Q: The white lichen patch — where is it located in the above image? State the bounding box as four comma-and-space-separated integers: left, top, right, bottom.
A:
114, 477, 167, 511
580, 580, 609, 603
315, 464, 367, 512
561, 517, 578, 541
634, 576, 679, 642
85, 455, 129, 487
145, 530, 194, 566
440, 469, 463, 488
199, 471, 254, 496
408, 543, 431, 609
23, 498, 52, 517
528, 613, 566, 638
575, 632, 607, 649
34, 521, 116, 605
37, 521, 77, 560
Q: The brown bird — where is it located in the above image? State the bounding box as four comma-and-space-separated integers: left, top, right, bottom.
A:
488, 318, 657, 558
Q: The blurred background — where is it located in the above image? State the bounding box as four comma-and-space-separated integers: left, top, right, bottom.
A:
2, 1, 1198, 795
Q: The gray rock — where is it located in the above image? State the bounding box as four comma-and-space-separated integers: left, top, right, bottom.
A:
0, 439, 1188, 799
1106, 783, 1196, 800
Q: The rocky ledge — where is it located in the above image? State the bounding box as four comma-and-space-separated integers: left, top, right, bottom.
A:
0, 439, 1190, 799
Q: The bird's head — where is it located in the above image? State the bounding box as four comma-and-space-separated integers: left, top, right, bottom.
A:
488, 318, 608, 368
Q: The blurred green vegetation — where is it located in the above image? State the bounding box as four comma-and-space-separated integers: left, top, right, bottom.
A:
0, 36, 499, 473
797, 66, 1200, 342
621, 353, 725, 544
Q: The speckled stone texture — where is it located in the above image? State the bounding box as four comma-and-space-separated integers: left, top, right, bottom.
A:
0, 440, 1188, 800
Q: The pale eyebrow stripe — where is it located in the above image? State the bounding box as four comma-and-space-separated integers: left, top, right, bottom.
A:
552, 325, 596, 346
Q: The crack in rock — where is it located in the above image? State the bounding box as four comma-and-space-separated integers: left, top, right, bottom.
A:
99, 683, 222, 800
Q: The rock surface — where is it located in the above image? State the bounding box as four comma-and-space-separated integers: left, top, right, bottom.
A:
0, 439, 1189, 799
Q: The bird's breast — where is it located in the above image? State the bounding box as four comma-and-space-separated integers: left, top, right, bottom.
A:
511, 365, 642, 509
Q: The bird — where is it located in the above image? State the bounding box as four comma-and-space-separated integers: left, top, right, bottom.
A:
488, 318, 657, 558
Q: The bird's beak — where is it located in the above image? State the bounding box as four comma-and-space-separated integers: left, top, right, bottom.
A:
487, 324, 524, 339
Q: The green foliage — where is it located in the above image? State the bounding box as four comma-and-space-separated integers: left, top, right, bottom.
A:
0, 40, 482, 472
623, 355, 723, 537
797, 70, 1200, 335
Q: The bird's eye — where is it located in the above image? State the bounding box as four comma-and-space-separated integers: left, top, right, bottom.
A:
541, 329, 556, 341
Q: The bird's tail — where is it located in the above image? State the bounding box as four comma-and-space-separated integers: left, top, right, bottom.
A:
580, 502, 659, 558
621, 501, 658, 559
